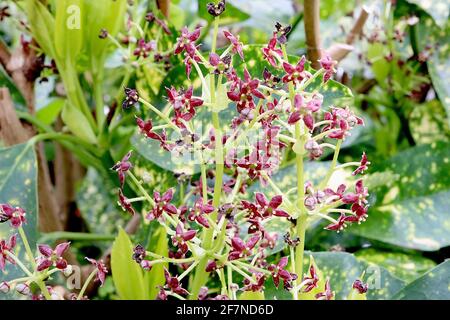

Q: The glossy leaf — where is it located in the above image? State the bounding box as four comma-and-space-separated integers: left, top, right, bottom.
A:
392, 260, 450, 300
36, 98, 64, 126
266, 252, 405, 300
61, 101, 97, 144
239, 291, 265, 300
0, 143, 38, 299
131, 132, 200, 175
111, 228, 148, 300
76, 169, 127, 237
349, 141, 450, 251
355, 249, 436, 282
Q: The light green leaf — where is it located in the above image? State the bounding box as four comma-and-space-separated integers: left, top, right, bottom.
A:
25, 0, 56, 58
61, 101, 97, 144
54, 0, 84, 62
355, 249, 436, 282
36, 98, 64, 125
0, 143, 38, 299
239, 291, 265, 300
111, 228, 148, 300
266, 252, 405, 300
145, 226, 168, 299
349, 141, 450, 251
131, 133, 199, 175
76, 168, 126, 236
392, 260, 450, 300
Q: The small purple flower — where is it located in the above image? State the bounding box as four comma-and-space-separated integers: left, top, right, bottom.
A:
36, 242, 70, 271
223, 30, 244, 60
324, 213, 347, 232
133, 38, 156, 58
228, 235, 260, 261
319, 55, 337, 82
341, 179, 368, 206
262, 35, 283, 67
274, 22, 292, 44
132, 244, 146, 264
227, 68, 265, 115
85, 258, 108, 287
282, 56, 311, 84
0, 234, 16, 270
209, 53, 232, 74
118, 189, 135, 216
16, 283, 30, 296
315, 278, 334, 300
243, 272, 266, 292
352, 279, 368, 294
166, 86, 204, 123
0, 281, 10, 293
352, 152, 370, 175
122, 87, 139, 109
174, 27, 201, 56
302, 263, 319, 292
188, 198, 215, 228
171, 224, 197, 254
207, 0, 226, 17
146, 188, 178, 221
163, 267, 190, 296
0, 205, 26, 228
111, 151, 132, 188
268, 257, 297, 290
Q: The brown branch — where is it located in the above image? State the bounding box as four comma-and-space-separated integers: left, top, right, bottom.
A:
156, 0, 170, 18
303, 0, 322, 69
346, 7, 369, 45
0, 41, 80, 268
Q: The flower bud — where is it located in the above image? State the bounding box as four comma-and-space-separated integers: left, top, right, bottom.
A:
63, 265, 73, 277
0, 281, 10, 293
16, 283, 30, 296
140, 260, 153, 271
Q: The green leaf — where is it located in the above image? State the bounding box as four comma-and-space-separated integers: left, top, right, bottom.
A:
76, 168, 127, 236
426, 25, 450, 126
83, 0, 127, 70
0, 143, 38, 299
61, 101, 97, 144
266, 252, 405, 300
367, 43, 390, 86
355, 249, 436, 282
144, 226, 168, 299
392, 260, 450, 300
239, 291, 265, 300
406, 0, 449, 28
111, 228, 148, 300
36, 98, 64, 125
198, 0, 250, 25
349, 141, 450, 251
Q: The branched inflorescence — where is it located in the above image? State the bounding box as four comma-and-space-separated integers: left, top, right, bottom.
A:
113, 2, 371, 300
0, 1, 370, 300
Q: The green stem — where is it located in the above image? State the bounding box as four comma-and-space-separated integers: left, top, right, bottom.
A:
138, 97, 180, 132
319, 139, 342, 189
190, 17, 224, 299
